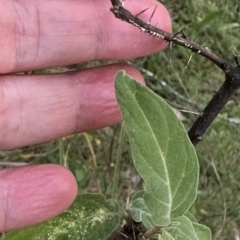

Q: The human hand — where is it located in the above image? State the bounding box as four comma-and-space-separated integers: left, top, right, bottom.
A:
0, 0, 171, 232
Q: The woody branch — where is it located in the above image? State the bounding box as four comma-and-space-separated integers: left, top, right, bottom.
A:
110, 0, 240, 146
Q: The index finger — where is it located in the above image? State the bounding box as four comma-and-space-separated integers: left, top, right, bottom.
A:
1, 0, 171, 73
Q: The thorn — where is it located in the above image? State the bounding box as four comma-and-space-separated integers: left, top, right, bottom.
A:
148, 5, 157, 24
111, 0, 123, 7
173, 29, 188, 39
135, 7, 149, 17
182, 31, 188, 39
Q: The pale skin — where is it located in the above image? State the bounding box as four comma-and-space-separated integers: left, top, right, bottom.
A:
0, 0, 171, 232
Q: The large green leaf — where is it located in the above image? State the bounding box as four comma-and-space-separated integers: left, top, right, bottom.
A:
5, 194, 120, 240
115, 71, 199, 226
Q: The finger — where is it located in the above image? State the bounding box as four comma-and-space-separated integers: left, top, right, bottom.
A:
0, 64, 144, 150
0, 164, 78, 231
0, 0, 171, 73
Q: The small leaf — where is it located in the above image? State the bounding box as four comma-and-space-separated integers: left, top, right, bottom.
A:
130, 191, 155, 229
5, 194, 120, 240
115, 71, 199, 226
165, 216, 199, 240
192, 223, 212, 240
162, 216, 212, 240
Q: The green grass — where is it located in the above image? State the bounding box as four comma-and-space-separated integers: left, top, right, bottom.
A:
1, 0, 240, 239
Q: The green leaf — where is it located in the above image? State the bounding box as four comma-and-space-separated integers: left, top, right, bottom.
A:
165, 216, 199, 240
161, 216, 212, 240
159, 232, 175, 240
5, 194, 120, 240
129, 191, 155, 229
115, 71, 199, 226
184, 211, 197, 223
192, 223, 212, 240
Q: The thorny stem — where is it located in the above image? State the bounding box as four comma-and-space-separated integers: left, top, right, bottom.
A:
110, 0, 240, 146
188, 66, 240, 145
110, 0, 229, 71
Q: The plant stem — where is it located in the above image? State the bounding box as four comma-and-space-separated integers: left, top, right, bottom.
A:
111, 123, 125, 200
141, 226, 162, 240
110, 0, 228, 71
83, 133, 102, 193
59, 138, 64, 166
188, 66, 240, 145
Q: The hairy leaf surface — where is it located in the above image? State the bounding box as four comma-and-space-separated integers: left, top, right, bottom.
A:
5, 194, 119, 240
115, 71, 199, 226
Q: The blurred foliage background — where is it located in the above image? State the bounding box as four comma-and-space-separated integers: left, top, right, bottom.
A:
1, 0, 240, 239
